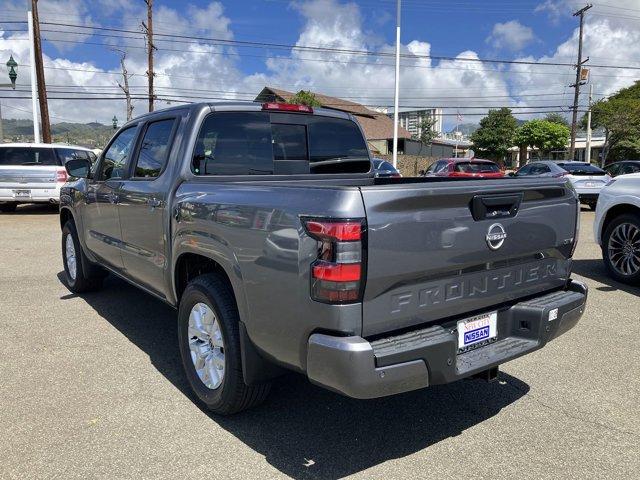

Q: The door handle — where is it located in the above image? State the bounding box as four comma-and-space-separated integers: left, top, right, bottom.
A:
106, 192, 119, 204
147, 198, 162, 209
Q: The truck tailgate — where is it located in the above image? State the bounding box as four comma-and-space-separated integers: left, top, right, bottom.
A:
360, 179, 577, 337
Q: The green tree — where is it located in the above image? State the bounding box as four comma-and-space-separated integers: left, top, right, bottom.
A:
586, 81, 640, 165
514, 119, 570, 163
418, 117, 437, 145
470, 108, 518, 161
544, 112, 569, 128
288, 90, 322, 107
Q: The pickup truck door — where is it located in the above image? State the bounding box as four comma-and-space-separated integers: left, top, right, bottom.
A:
83, 125, 139, 271
117, 117, 179, 297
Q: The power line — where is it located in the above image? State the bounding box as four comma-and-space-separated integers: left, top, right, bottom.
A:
39, 20, 640, 71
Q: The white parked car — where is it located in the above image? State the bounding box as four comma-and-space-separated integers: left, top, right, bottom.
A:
514, 161, 610, 210
0, 143, 97, 212
594, 173, 640, 284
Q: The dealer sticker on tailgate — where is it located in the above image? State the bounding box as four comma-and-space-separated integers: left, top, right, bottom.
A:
457, 311, 498, 353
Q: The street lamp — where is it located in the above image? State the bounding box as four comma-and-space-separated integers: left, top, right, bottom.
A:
1, 55, 18, 143
112, 115, 118, 130
6, 55, 18, 90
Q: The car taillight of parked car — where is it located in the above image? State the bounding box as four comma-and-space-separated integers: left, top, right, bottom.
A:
303, 218, 365, 304
56, 167, 68, 183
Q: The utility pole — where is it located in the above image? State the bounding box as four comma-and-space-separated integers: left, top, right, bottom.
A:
114, 50, 134, 121
585, 82, 593, 164
392, 0, 401, 168
569, 3, 592, 161
27, 7, 40, 142
31, 0, 51, 143
142, 0, 155, 113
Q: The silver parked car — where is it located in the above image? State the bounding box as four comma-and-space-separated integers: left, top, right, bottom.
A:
514, 160, 611, 210
0, 143, 97, 212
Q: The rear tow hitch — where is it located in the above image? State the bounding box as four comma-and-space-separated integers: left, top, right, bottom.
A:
473, 366, 499, 383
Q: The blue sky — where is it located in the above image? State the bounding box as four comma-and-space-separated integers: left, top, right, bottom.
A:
36, 0, 573, 73
1, 0, 639, 127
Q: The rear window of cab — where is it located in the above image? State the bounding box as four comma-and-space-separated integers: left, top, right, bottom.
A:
192, 111, 370, 175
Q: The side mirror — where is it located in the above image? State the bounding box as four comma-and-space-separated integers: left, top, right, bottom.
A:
65, 158, 92, 178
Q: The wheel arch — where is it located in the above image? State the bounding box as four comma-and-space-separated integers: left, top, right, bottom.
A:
173, 251, 284, 385
59, 206, 74, 230
601, 203, 640, 241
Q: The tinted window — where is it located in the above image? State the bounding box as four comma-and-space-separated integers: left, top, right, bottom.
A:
134, 119, 176, 178
516, 164, 533, 176
620, 163, 640, 175
377, 161, 396, 172
193, 112, 273, 175
559, 163, 606, 175
308, 117, 369, 173
530, 164, 551, 175
101, 127, 137, 180
56, 148, 90, 164
271, 124, 307, 160
454, 162, 500, 173
434, 161, 449, 173
0, 147, 58, 166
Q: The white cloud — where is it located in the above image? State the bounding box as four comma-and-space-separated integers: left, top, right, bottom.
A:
487, 20, 536, 51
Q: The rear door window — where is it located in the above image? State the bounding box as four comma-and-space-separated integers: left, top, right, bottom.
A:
0, 147, 58, 166
134, 118, 176, 178
193, 112, 273, 175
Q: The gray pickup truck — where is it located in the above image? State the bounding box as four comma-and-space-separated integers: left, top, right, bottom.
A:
60, 102, 588, 414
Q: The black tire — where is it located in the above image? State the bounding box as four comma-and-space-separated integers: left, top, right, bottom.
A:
0, 202, 17, 213
62, 220, 105, 292
602, 213, 640, 285
177, 274, 271, 415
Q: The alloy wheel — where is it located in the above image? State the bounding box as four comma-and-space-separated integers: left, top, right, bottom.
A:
607, 222, 640, 277
188, 302, 226, 390
65, 235, 77, 281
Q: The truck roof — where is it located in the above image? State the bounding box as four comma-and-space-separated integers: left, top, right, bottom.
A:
126, 101, 352, 125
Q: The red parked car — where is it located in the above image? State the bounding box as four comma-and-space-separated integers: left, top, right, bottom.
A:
423, 158, 504, 179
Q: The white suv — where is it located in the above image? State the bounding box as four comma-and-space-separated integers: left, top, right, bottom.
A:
0, 143, 96, 212
594, 173, 640, 284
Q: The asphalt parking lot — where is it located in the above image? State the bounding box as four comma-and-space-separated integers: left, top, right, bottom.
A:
1, 205, 638, 480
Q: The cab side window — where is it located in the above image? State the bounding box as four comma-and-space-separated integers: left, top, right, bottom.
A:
101, 127, 137, 181
134, 119, 176, 178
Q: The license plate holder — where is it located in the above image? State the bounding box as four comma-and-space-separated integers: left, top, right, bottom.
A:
457, 311, 498, 353
13, 189, 31, 199
584, 182, 596, 188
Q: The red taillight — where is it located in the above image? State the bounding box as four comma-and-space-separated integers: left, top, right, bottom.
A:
262, 102, 313, 113
305, 220, 361, 241
56, 168, 68, 183
303, 218, 365, 304
312, 262, 361, 282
